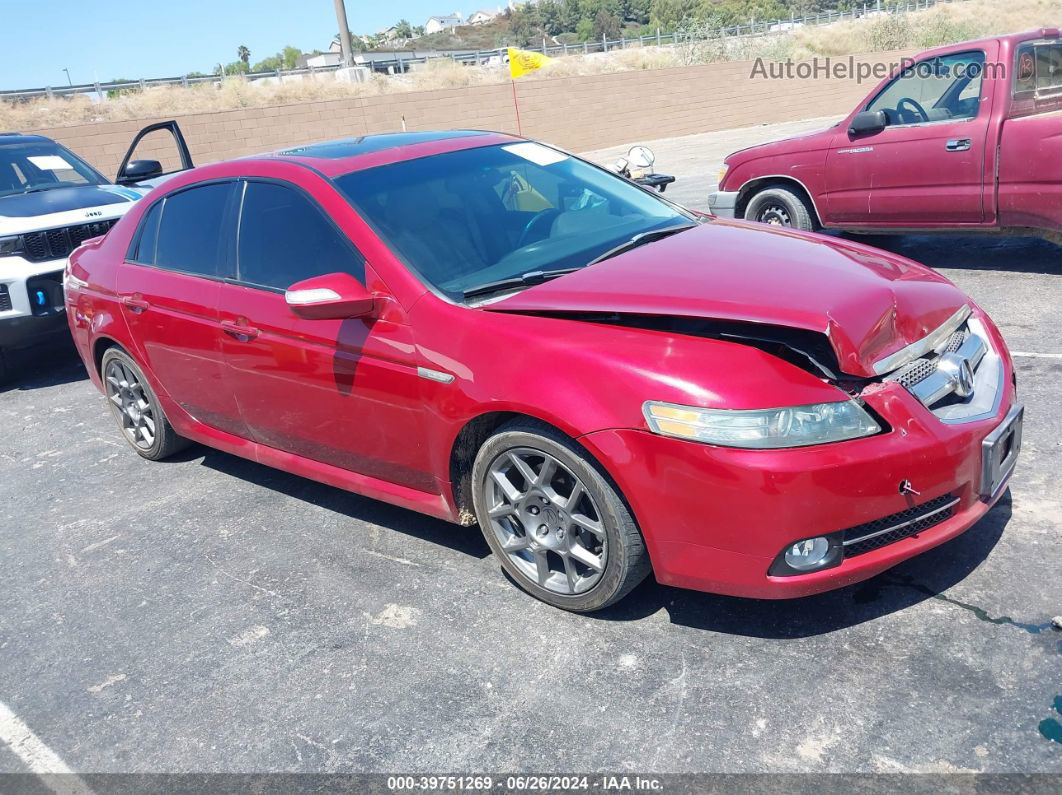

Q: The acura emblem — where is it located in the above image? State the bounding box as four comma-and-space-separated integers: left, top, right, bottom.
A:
939, 352, 975, 398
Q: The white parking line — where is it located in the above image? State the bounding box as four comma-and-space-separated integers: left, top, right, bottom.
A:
0, 700, 94, 795
1011, 351, 1062, 359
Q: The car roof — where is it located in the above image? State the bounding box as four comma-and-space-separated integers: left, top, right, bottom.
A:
0, 133, 56, 146
919, 27, 1060, 58
252, 129, 523, 177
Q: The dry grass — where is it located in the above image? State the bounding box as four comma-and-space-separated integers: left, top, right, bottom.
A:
4, 0, 1056, 131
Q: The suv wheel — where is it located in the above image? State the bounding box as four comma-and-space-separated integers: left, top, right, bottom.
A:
471, 420, 651, 612
101, 347, 190, 460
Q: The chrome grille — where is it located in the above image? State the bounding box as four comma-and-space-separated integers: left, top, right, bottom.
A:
944, 329, 967, 353
843, 494, 959, 557
893, 357, 938, 389
882, 318, 1002, 424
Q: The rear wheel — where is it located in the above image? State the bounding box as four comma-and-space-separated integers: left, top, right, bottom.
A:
101, 347, 189, 460
745, 186, 816, 232
471, 420, 651, 612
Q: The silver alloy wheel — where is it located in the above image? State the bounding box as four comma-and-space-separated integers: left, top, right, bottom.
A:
759, 203, 792, 226
104, 359, 156, 450
484, 447, 607, 595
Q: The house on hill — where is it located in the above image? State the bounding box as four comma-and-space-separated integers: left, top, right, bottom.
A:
468, 9, 500, 25
424, 13, 464, 35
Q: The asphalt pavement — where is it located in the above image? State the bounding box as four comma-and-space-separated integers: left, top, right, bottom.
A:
1, 120, 1060, 776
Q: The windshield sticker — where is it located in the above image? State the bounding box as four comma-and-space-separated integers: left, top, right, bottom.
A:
27, 155, 75, 171
502, 142, 569, 167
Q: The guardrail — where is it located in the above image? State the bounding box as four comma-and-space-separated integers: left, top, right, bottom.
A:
1, 0, 964, 101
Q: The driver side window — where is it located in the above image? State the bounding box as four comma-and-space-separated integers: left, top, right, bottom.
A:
867, 51, 985, 126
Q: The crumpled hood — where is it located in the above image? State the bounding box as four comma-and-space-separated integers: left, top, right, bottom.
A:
486, 220, 967, 379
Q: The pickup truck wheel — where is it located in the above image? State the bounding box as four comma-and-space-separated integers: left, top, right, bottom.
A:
471, 420, 651, 612
101, 348, 190, 461
745, 187, 816, 232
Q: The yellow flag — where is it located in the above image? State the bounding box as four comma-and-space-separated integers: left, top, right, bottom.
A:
508, 47, 552, 79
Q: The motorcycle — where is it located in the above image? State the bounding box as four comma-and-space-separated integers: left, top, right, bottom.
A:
608, 146, 676, 193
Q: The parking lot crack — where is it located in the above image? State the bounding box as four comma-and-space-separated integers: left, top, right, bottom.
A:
205, 556, 284, 601
876, 574, 1056, 635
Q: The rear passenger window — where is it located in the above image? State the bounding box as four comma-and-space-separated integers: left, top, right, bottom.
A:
237, 181, 364, 291
155, 182, 234, 277
1014, 42, 1062, 98
130, 201, 161, 263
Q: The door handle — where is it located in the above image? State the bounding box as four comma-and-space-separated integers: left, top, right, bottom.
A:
945, 138, 971, 151
220, 319, 260, 340
120, 295, 149, 313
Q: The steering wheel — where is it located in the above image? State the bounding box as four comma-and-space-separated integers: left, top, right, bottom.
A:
517, 208, 562, 248
896, 97, 929, 123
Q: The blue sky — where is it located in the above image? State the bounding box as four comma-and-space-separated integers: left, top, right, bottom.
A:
2, 0, 467, 90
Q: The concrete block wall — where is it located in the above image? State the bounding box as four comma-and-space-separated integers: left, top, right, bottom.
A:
26, 51, 909, 175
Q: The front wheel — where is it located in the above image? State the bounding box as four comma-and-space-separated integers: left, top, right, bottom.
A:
471, 420, 651, 612
745, 186, 816, 231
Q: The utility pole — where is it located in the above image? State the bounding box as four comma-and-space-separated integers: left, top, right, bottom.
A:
62, 68, 72, 86
333, 0, 355, 67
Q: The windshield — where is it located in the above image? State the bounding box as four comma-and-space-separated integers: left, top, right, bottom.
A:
0, 140, 109, 199
334, 142, 692, 301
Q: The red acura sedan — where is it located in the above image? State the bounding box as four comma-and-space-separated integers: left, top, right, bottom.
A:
65, 131, 1022, 612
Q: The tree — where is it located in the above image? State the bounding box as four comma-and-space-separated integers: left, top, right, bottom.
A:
282, 46, 302, 69
252, 55, 284, 72
395, 19, 413, 39
237, 45, 250, 65
592, 8, 622, 39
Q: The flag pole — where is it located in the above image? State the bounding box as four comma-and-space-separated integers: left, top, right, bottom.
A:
510, 79, 522, 136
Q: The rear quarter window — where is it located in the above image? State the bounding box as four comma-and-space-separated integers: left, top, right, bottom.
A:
128, 201, 162, 264
1014, 41, 1062, 99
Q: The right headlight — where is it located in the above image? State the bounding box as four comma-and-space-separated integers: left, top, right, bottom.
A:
0, 235, 24, 257
643, 400, 881, 449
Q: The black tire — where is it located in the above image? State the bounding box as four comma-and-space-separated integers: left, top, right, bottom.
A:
100, 347, 190, 461
0, 349, 7, 384
745, 186, 817, 231
471, 419, 651, 612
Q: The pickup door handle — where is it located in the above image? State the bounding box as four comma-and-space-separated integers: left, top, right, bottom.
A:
220, 319, 259, 340
120, 295, 149, 313
945, 138, 971, 151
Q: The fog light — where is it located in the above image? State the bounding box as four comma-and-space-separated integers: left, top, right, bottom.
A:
784, 537, 831, 571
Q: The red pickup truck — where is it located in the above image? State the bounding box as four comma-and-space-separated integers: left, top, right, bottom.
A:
709, 29, 1062, 244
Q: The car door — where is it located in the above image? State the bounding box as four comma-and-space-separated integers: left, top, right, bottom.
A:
825, 48, 994, 227
116, 181, 246, 437
115, 120, 195, 188
217, 178, 435, 492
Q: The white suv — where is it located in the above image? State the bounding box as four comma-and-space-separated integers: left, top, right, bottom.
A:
0, 122, 191, 381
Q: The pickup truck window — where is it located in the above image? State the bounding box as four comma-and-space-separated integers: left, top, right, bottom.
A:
866, 51, 985, 127
1014, 42, 1062, 99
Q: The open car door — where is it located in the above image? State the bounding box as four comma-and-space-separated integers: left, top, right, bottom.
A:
115, 120, 194, 189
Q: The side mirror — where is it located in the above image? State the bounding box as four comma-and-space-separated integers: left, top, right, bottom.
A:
117, 159, 163, 185
285, 272, 374, 320
849, 110, 887, 137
